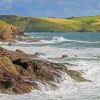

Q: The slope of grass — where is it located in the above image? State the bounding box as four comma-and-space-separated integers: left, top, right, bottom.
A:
39, 18, 82, 31
0, 15, 32, 31
0, 15, 100, 32
25, 18, 82, 32
68, 16, 100, 31
85, 19, 100, 32
25, 18, 65, 32
91, 19, 100, 25
68, 16, 100, 24
0, 15, 82, 32
40, 18, 78, 24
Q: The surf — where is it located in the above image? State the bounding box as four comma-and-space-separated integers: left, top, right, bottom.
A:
1, 32, 100, 100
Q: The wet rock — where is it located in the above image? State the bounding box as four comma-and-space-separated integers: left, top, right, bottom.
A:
0, 56, 33, 94
0, 56, 19, 76
8, 43, 12, 46
67, 70, 89, 82
0, 47, 91, 94
75, 55, 78, 57
15, 49, 24, 53
97, 56, 100, 58
61, 55, 68, 58
12, 82, 32, 94
34, 52, 46, 57
0, 78, 13, 89
48, 54, 68, 59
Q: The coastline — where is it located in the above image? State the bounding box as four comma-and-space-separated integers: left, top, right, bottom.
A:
0, 46, 90, 94
0, 26, 100, 99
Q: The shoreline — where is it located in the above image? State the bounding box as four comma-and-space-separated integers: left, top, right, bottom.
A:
0, 28, 100, 99
0, 46, 90, 94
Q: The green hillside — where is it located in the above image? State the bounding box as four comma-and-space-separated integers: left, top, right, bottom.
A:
0, 15, 100, 32
68, 16, 100, 32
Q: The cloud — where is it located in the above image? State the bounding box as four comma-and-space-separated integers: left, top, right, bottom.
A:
0, 0, 100, 17
0, 0, 14, 10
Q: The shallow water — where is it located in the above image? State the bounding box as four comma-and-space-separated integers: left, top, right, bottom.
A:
1, 32, 100, 100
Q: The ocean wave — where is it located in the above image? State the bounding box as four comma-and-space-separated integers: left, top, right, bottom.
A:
40, 37, 66, 44
66, 39, 100, 44
30, 36, 44, 39
24, 33, 44, 39
40, 36, 100, 44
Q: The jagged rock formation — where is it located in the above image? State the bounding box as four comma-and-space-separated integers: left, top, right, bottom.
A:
0, 47, 90, 94
0, 20, 24, 41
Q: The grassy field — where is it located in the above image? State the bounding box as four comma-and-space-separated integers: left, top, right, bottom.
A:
0, 15, 100, 32
69, 16, 100, 32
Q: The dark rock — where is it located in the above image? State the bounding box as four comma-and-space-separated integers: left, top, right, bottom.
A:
75, 55, 78, 57
8, 43, 12, 46
12, 83, 32, 94
15, 49, 24, 53
11, 26, 24, 36
61, 55, 68, 58
0, 78, 13, 88
34, 52, 46, 57
0, 47, 91, 94
67, 70, 89, 82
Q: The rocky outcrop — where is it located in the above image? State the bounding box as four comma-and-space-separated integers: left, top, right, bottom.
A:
11, 26, 24, 36
0, 24, 13, 41
0, 22, 24, 41
0, 56, 33, 94
0, 47, 90, 94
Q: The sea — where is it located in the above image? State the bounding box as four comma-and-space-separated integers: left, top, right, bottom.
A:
1, 32, 100, 100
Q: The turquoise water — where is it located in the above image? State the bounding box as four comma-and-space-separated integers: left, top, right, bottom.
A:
27, 32, 100, 48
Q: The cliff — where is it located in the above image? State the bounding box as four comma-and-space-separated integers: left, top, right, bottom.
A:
0, 20, 24, 41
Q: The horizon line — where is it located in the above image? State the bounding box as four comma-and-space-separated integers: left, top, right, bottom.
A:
0, 14, 100, 18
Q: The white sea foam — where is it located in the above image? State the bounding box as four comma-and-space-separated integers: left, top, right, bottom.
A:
1, 43, 100, 100
65, 39, 100, 44
0, 36, 99, 46
2, 45, 100, 59
0, 61, 100, 100
40, 36, 66, 43
40, 36, 100, 44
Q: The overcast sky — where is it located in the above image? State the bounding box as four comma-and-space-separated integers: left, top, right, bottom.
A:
0, 0, 100, 17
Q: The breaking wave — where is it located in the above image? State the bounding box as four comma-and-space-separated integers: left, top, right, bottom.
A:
40, 37, 66, 43
40, 36, 100, 44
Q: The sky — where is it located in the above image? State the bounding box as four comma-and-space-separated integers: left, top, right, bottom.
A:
0, 0, 100, 17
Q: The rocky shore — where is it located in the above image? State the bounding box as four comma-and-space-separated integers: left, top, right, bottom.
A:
0, 47, 90, 94
0, 22, 91, 94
